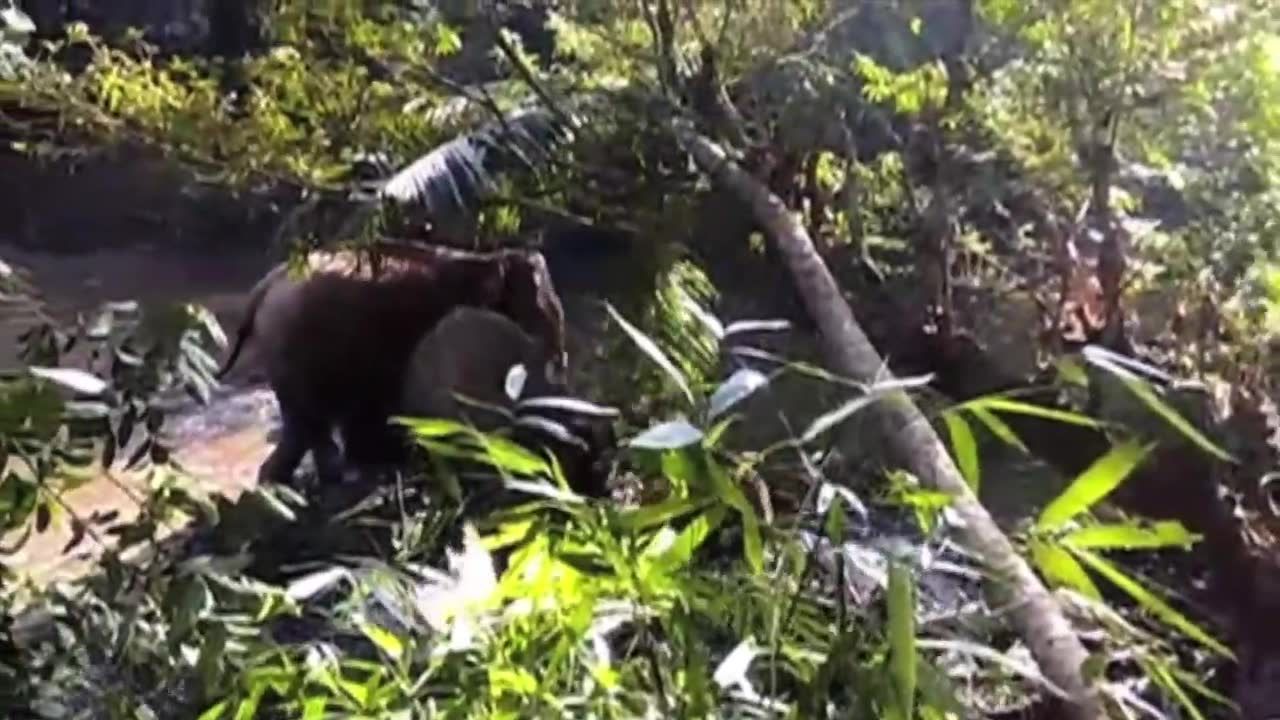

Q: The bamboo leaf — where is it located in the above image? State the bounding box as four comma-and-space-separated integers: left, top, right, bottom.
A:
942, 410, 981, 491
886, 559, 917, 720
1084, 348, 1235, 463
1030, 539, 1102, 600
1061, 521, 1200, 551
1037, 441, 1155, 531
1072, 548, 1232, 658
965, 396, 1103, 429
606, 302, 694, 405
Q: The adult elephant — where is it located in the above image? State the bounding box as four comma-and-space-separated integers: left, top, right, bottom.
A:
217, 240, 568, 486
398, 305, 616, 499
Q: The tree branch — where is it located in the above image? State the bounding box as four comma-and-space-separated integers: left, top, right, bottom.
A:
670, 119, 1104, 720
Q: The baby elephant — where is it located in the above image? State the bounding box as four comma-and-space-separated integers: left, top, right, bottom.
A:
399, 306, 615, 498
218, 241, 568, 488
399, 305, 560, 428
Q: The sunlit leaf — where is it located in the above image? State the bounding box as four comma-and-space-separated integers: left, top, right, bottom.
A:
606, 302, 694, 405
359, 621, 405, 663
1072, 547, 1232, 658
1061, 521, 1200, 551
964, 396, 1103, 429
942, 410, 981, 491
723, 318, 792, 337
886, 559, 917, 720
1037, 441, 1155, 531
1083, 348, 1235, 463
285, 566, 351, 602
515, 396, 621, 418
707, 368, 769, 420
1030, 539, 1102, 600
29, 366, 108, 396
679, 291, 725, 339
629, 418, 704, 450
504, 362, 528, 401
643, 505, 727, 575
712, 637, 760, 690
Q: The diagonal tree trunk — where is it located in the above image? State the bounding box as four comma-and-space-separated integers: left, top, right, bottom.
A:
671, 119, 1103, 720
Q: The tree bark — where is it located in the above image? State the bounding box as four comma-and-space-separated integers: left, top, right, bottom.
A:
671, 119, 1103, 719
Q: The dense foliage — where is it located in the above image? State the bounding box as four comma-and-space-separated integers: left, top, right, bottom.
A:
4, 0, 1280, 717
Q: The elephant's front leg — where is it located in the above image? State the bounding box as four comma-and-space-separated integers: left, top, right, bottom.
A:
340, 410, 409, 481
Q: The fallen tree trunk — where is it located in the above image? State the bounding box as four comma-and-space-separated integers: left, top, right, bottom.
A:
671, 119, 1103, 719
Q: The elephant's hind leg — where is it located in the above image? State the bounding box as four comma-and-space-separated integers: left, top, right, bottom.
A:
259, 404, 343, 487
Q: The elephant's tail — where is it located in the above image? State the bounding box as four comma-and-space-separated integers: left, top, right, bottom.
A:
217, 263, 286, 381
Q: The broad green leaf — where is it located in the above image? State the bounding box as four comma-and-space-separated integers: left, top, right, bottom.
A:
301, 697, 328, 720
629, 418, 704, 450
1037, 441, 1155, 531
476, 433, 552, 477
1061, 521, 1200, 551
886, 559, 917, 720
942, 410, 981, 491
617, 494, 711, 531
359, 621, 405, 663
707, 368, 769, 420
1030, 539, 1102, 600
706, 455, 763, 573
1072, 548, 1232, 658
643, 505, 727, 575
196, 700, 229, 720
606, 302, 694, 405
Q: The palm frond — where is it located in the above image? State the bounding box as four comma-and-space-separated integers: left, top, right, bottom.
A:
379, 106, 575, 216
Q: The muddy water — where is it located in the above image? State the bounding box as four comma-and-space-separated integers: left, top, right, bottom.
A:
1, 239, 282, 584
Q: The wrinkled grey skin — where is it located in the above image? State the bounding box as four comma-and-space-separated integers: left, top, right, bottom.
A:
398, 306, 614, 499
218, 241, 568, 488
398, 305, 560, 431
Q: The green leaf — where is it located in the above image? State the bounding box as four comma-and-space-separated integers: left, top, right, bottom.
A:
606, 302, 694, 405
706, 454, 763, 573
801, 394, 878, 445
1072, 548, 1233, 658
1144, 660, 1208, 720
886, 559, 917, 720
1030, 539, 1102, 600
642, 505, 727, 575
1061, 521, 1200, 551
196, 700, 230, 720
1083, 349, 1235, 463
942, 410, 981, 491
707, 368, 769, 420
359, 621, 405, 663
969, 406, 1029, 452
617, 494, 711, 531
1037, 441, 1155, 531
629, 419, 704, 450
965, 396, 1103, 429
